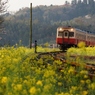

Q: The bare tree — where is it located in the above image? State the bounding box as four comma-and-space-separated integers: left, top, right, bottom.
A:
0, 0, 8, 31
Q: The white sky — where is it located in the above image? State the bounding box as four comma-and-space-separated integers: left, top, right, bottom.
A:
8, 0, 71, 12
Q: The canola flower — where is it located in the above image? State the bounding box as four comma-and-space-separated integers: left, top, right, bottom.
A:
86, 79, 91, 84
89, 83, 95, 90
1, 76, 8, 84
16, 84, 22, 91
36, 80, 43, 86
58, 82, 63, 86
29, 86, 37, 94
82, 90, 88, 95
68, 66, 75, 74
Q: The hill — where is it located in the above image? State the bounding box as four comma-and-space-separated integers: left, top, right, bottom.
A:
1, 1, 95, 46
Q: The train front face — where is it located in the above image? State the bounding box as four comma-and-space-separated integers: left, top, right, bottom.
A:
56, 27, 75, 49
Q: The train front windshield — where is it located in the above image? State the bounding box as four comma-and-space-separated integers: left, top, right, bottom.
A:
58, 30, 74, 38
58, 31, 63, 36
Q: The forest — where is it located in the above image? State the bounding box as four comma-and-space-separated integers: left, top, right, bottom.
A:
0, 0, 95, 46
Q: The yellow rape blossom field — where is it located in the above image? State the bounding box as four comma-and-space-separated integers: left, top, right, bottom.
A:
67, 46, 95, 64
0, 46, 95, 95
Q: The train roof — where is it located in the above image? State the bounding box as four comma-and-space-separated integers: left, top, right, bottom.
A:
57, 26, 95, 35
57, 26, 73, 29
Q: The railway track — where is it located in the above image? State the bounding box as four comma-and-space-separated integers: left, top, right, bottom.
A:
36, 51, 95, 78
37, 51, 65, 60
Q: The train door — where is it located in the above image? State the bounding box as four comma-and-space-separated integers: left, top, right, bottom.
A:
62, 31, 64, 43
63, 30, 69, 44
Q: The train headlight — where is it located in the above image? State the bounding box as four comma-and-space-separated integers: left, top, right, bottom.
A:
70, 28, 74, 31
59, 28, 63, 31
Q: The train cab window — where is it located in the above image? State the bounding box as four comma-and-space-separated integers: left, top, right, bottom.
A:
58, 31, 63, 36
69, 32, 74, 37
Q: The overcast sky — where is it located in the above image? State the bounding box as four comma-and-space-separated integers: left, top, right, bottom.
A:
8, 0, 71, 11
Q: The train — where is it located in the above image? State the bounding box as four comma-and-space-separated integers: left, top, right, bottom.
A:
56, 26, 95, 50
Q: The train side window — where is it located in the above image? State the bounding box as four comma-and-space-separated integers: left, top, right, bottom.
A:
76, 33, 80, 39
69, 32, 74, 37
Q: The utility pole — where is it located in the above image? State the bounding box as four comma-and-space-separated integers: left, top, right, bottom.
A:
29, 3, 32, 48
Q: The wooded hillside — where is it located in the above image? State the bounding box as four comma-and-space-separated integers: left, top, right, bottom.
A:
1, 0, 95, 46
